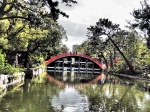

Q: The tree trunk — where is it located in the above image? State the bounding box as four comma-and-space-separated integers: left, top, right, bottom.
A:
109, 50, 114, 68
109, 37, 136, 74
113, 49, 116, 67
24, 52, 30, 68
100, 52, 108, 69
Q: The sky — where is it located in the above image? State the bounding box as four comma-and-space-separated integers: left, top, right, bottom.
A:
57, 0, 142, 51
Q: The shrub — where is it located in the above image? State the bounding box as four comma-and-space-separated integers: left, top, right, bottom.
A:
0, 50, 24, 75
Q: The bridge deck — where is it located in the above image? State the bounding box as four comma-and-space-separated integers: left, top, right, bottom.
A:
46, 53, 102, 68
46, 53, 103, 73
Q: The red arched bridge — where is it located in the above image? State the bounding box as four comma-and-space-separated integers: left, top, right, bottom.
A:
45, 53, 103, 73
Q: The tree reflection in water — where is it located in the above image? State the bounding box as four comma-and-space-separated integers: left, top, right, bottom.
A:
0, 72, 150, 112
48, 71, 150, 112
77, 75, 150, 112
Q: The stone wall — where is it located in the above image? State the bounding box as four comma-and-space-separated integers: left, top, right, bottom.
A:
0, 68, 45, 91
25, 68, 45, 79
0, 72, 25, 91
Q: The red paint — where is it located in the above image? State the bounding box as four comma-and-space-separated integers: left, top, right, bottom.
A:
45, 53, 103, 68
46, 73, 105, 87
114, 57, 119, 63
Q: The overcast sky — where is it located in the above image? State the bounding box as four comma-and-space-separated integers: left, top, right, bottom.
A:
57, 0, 142, 51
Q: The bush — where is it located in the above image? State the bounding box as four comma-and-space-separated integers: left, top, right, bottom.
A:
0, 49, 25, 75
0, 64, 17, 75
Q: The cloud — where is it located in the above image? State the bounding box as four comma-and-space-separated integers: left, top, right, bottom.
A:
58, 0, 142, 51
62, 35, 88, 51
59, 19, 88, 51
59, 19, 88, 38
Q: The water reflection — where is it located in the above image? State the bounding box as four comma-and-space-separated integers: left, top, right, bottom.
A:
51, 87, 89, 112
0, 72, 150, 112
47, 71, 103, 112
46, 71, 105, 87
47, 71, 104, 83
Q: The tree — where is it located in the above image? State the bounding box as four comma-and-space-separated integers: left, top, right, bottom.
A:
131, 0, 150, 49
8, 18, 67, 68
0, 0, 45, 26
60, 44, 70, 53
0, 0, 77, 22
75, 40, 92, 55
0, 0, 71, 68
43, 0, 77, 20
87, 18, 136, 74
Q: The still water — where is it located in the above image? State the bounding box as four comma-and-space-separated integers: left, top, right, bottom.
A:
0, 71, 150, 112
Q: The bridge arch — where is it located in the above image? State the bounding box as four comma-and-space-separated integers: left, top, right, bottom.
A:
45, 53, 103, 72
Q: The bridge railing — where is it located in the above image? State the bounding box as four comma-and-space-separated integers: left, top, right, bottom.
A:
45, 53, 102, 68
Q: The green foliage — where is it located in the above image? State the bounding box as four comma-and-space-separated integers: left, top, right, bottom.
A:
131, 0, 150, 32
123, 32, 150, 70
86, 18, 136, 74
0, 49, 23, 74
60, 44, 69, 53
131, 0, 150, 48
0, 0, 68, 68
0, 50, 5, 66
0, 64, 17, 75
75, 40, 90, 53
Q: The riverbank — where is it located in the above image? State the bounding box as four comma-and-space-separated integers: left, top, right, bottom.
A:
24, 67, 45, 79
112, 73, 150, 81
0, 72, 25, 92
0, 67, 45, 92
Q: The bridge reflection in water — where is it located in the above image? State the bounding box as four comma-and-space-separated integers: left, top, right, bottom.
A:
47, 71, 106, 86
1, 71, 150, 112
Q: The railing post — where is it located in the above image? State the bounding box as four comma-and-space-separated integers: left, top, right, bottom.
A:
78, 57, 80, 73
92, 63, 94, 73
70, 57, 72, 72
62, 59, 64, 71
86, 59, 88, 73
54, 62, 56, 73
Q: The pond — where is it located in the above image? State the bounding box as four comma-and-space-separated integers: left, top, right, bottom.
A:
0, 71, 150, 112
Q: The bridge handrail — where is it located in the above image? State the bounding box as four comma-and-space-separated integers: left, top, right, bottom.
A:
45, 53, 102, 68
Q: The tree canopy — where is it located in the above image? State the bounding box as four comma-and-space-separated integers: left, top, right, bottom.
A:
131, 0, 150, 48
0, 0, 73, 68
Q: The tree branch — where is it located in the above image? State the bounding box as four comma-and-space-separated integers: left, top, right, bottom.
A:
0, 16, 29, 21
8, 25, 26, 40
0, 0, 7, 16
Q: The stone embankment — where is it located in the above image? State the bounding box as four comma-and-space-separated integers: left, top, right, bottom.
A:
25, 68, 45, 79
112, 73, 150, 81
0, 72, 25, 92
0, 68, 45, 92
